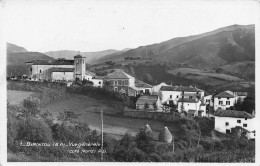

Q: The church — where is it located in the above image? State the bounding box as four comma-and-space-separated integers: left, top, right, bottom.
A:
26, 53, 103, 87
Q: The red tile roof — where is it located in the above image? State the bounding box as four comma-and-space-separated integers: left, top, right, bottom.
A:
105, 71, 134, 79
160, 86, 204, 92
135, 79, 152, 88
178, 98, 199, 103
51, 68, 74, 72
214, 109, 253, 119
215, 91, 234, 98
29, 59, 74, 65
136, 95, 158, 105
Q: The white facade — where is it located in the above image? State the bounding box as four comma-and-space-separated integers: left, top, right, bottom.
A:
84, 75, 93, 81
215, 116, 255, 139
177, 100, 206, 117
204, 95, 213, 107
92, 79, 103, 88
128, 77, 135, 87
161, 91, 182, 105
152, 82, 170, 95
214, 97, 235, 110
32, 65, 74, 75
52, 72, 74, 81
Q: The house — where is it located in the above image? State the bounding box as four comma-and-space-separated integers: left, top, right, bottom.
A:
233, 91, 248, 103
177, 98, 206, 117
104, 70, 152, 96
160, 86, 205, 105
214, 109, 255, 139
136, 95, 161, 110
203, 95, 214, 107
213, 91, 235, 110
151, 82, 170, 95
92, 76, 104, 88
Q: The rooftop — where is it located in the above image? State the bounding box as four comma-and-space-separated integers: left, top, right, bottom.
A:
105, 70, 135, 79
136, 95, 158, 105
135, 79, 152, 88
214, 109, 254, 119
85, 70, 96, 76
74, 54, 86, 58
160, 86, 204, 92
177, 98, 199, 103
215, 91, 234, 98
28, 59, 74, 65
50, 68, 74, 72
235, 92, 248, 96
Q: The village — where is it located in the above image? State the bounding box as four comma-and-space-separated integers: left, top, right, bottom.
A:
22, 53, 255, 140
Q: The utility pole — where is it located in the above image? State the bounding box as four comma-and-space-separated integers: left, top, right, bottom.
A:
100, 109, 104, 162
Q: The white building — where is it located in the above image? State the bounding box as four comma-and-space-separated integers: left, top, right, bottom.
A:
151, 82, 170, 95
160, 86, 205, 105
203, 95, 214, 107
136, 95, 161, 110
214, 109, 255, 139
177, 98, 206, 117
214, 91, 235, 110
92, 76, 103, 88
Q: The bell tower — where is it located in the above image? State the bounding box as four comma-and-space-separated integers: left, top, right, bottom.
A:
74, 52, 86, 81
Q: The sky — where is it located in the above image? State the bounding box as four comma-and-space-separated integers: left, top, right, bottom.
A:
3, 0, 260, 52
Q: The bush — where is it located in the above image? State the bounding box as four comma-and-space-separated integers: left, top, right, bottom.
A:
23, 97, 40, 117
16, 117, 53, 143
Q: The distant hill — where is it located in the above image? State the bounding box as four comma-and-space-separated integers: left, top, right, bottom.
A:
7, 44, 53, 76
44, 49, 119, 63
7, 43, 28, 53
94, 24, 255, 70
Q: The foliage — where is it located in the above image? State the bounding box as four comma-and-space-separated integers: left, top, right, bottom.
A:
22, 97, 40, 117
152, 102, 158, 110
82, 79, 94, 85
135, 128, 155, 154
143, 103, 149, 109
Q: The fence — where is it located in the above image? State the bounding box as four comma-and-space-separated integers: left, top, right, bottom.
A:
123, 107, 181, 121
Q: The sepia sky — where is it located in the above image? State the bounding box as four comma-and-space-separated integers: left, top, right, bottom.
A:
3, 0, 260, 52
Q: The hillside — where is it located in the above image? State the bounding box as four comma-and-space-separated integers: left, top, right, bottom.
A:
44, 49, 119, 63
93, 24, 255, 70
7, 52, 53, 76
218, 61, 255, 81
7, 43, 28, 53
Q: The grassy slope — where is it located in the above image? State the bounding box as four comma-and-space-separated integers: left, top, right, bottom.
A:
7, 90, 41, 105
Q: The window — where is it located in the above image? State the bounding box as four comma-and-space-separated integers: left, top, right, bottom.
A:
39, 69, 42, 73
114, 87, 118, 91
122, 80, 124, 85
99, 81, 101, 84
197, 92, 199, 94
218, 97, 221, 99
145, 89, 149, 94
189, 96, 192, 99
170, 95, 172, 99
226, 101, 230, 105
226, 129, 231, 134
225, 122, 229, 126
245, 118, 247, 120
115, 81, 117, 85
243, 124, 247, 127
237, 120, 241, 123
125, 80, 128, 85
219, 101, 223, 105
198, 111, 202, 117
177, 95, 179, 98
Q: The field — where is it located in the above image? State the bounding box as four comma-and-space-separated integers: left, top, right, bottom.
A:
167, 68, 244, 85
41, 94, 170, 139
7, 90, 41, 105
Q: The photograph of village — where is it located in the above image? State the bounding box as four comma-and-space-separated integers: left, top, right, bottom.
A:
5, 0, 257, 163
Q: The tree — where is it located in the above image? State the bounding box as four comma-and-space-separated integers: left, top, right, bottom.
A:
241, 97, 255, 114
234, 98, 242, 110
144, 103, 149, 109
152, 102, 158, 110
22, 97, 40, 117
135, 128, 155, 154
82, 79, 93, 85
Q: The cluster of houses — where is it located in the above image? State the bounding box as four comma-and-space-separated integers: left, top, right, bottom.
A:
25, 54, 255, 139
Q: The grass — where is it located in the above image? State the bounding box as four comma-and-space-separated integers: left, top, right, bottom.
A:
167, 68, 244, 82
7, 90, 41, 105
41, 94, 169, 139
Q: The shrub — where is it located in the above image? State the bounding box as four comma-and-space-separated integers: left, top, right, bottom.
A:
135, 128, 155, 154
16, 117, 53, 143
23, 97, 40, 117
